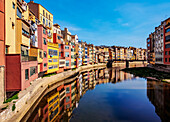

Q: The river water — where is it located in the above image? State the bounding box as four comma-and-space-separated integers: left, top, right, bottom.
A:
28, 68, 170, 122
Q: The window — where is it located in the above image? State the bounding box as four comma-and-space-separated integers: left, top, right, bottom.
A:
43, 18, 45, 25
48, 66, 53, 69
22, 29, 29, 36
49, 22, 51, 27
48, 49, 58, 56
66, 60, 70, 66
17, 7, 22, 18
44, 51, 47, 58
165, 35, 170, 42
66, 96, 70, 102
5, 47, 8, 54
165, 51, 168, 55
57, 36, 61, 40
59, 52, 61, 57
165, 44, 170, 48
165, 58, 167, 62
66, 104, 70, 109
46, 19, 48, 26
65, 46, 69, 49
166, 28, 170, 33
66, 87, 70, 93
43, 28, 46, 34
43, 10, 45, 16
169, 58, 170, 62
12, 2, 15, 9
43, 38, 47, 45
25, 69, 29, 80
53, 59, 58, 62
59, 44, 61, 48
49, 15, 50, 20
30, 67, 36, 77
44, 63, 47, 67
65, 52, 69, 57
39, 51, 43, 58
147, 44, 150, 47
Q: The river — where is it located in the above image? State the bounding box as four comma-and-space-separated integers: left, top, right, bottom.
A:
27, 67, 170, 122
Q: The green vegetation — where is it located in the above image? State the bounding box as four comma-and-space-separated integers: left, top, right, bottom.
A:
3, 94, 18, 104
72, 68, 76, 71
12, 104, 16, 111
122, 67, 170, 80
43, 73, 57, 78
1, 105, 8, 110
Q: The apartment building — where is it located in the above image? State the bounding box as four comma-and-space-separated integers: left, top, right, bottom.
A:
53, 24, 66, 73
82, 42, 88, 65
28, 1, 53, 43
147, 33, 155, 64
37, 24, 48, 76
78, 41, 82, 66
164, 18, 170, 65
6, 0, 38, 92
154, 22, 165, 64
62, 28, 71, 70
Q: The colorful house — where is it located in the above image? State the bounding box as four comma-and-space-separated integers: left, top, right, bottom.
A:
53, 24, 66, 73
47, 42, 59, 74
62, 28, 71, 70
6, 0, 38, 92
164, 18, 170, 65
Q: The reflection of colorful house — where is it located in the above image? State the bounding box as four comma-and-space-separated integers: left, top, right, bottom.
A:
48, 92, 60, 122
57, 84, 66, 116
42, 103, 48, 122
71, 81, 76, 107
64, 84, 72, 110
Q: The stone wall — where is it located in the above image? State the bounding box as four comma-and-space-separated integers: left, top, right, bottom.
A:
0, 66, 5, 105
0, 63, 106, 122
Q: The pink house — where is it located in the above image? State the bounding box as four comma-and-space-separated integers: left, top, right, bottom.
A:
6, 54, 38, 91
64, 45, 71, 70
38, 25, 48, 76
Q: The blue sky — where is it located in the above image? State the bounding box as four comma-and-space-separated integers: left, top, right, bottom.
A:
26, 0, 170, 48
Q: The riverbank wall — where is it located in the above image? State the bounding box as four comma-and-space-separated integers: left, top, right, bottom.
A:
112, 61, 148, 68
0, 63, 106, 122
148, 64, 170, 73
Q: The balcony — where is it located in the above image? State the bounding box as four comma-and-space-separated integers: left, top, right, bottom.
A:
21, 55, 37, 62
165, 22, 170, 28
47, 33, 52, 39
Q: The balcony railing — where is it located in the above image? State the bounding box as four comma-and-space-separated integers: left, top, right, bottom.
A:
21, 55, 37, 62
165, 22, 170, 27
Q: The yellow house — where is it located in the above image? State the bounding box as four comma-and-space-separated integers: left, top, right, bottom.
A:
28, 1, 53, 43
47, 42, 59, 74
48, 92, 60, 122
29, 47, 43, 73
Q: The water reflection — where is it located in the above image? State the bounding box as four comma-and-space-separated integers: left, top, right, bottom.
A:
147, 81, 170, 122
27, 68, 170, 122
